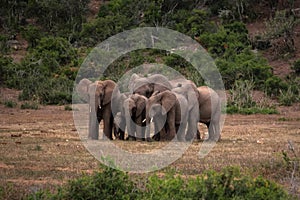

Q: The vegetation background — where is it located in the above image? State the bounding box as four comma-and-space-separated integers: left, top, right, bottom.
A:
0, 0, 299, 199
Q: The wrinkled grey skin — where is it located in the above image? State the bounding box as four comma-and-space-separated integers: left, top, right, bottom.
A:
123, 94, 148, 141
171, 80, 200, 141
172, 80, 221, 141
146, 90, 188, 141
76, 78, 116, 140
111, 87, 135, 140
129, 73, 172, 98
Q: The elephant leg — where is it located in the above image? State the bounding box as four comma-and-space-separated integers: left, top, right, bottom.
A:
155, 116, 167, 141
127, 119, 136, 141
186, 108, 199, 141
141, 119, 146, 141
135, 116, 143, 141
102, 107, 113, 140
89, 109, 99, 140
176, 121, 187, 142
186, 118, 198, 141
166, 110, 176, 140
207, 120, 220, 142
118, 116, 126, 140
151, 120, 160, 141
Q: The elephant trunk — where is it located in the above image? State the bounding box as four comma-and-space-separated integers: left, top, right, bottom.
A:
124, 106, 135, 139
88, 105, 99, 139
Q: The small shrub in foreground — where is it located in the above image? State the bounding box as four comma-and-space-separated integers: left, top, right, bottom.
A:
26, 166, 293, 200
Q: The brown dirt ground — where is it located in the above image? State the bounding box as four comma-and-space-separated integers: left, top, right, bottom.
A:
0, 88, 299, 198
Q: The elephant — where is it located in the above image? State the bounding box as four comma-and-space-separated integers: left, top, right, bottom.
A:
111, 88, 129, 140
113, 112, 126, 140
123, 93, 148, 141
172, 82, 221, 142
171, 80, 200, 141
145, 90, 188, 141
76, 78, 116, 140
197, 86, 221, 141
129, 73, 172, 98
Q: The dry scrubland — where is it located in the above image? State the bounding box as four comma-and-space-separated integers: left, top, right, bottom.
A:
0, 88, 299, 196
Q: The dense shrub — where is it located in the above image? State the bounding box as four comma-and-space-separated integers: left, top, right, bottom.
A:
0, 56, 15, 86
0, 34, 9, 54
28, 36, 78, 73
1, 37, 77, 105
21, 25, 43, 48
264, 76, 288, 97
215, 49, 272, 89
227, 80, 278, 114
207, 0, 259, 21
26, 166, 292, 200
199, 21, 273, 89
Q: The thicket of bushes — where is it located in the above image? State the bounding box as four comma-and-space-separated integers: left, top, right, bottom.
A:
0, 0, 299, 108
0, 36, 77, 104
26, 166, 293, 200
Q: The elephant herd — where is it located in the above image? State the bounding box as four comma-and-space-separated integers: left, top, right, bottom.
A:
76, 73, 221, 142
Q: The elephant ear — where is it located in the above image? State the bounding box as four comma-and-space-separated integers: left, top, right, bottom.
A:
184, 84, 199, 111
102, 80, 116, 105
135, 95, 147, 117
76, 78, 92, 102
128, 73, 140, 93
161, 91, 176, 115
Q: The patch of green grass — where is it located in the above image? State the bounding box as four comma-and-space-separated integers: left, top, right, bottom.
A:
4, 100, 17, 108
33, 145, 42, 151
20, 102, 39, 110
64, 105, 72, 111
227, 106, 279, 115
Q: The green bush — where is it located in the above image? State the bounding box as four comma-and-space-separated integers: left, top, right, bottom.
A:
21, 25, 43, 48
26, 166, 292, 200
0, 56, 15, 86
228, 80, 278, 114
0, 34, 9, 54
4, 100, 17, 108
28, 36, 78, 73
27, 166, 138, 200
199, 22, 272, 89
279, 86, 299, 106
1, 36, 77, 105
264, 76, 288, 97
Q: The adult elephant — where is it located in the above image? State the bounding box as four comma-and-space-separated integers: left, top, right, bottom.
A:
171, 80, 200, 141
111, 88, 129, 140
172, 82, 221, 142
76, 78, 116, 140
197, 86, 221, 142
129, 73, 172, 98
146, 90, 188, 141
123, 94, 148, 141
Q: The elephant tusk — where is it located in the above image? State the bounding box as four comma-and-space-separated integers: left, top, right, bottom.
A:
150, 118, 153, 123
99, 105, 102, 109
89, 107, 91, 113
142, 119, 146, 123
